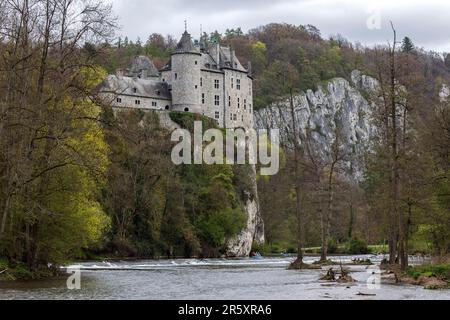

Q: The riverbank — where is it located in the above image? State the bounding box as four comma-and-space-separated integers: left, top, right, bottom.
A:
0, 258, 63, 282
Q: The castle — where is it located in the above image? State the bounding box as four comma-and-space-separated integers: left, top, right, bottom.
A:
100, 30, 254, 129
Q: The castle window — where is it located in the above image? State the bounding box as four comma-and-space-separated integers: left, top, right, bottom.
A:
152, 101, 157, 107
163, 79, 165, 82
165, 105, 170, 110
202, 93, 205, 104
237, 79, 241, 90
135, 100, 141, 105
184, 108, 189, 112
214, 79, 220, 89
175, 73, 178, 80
215, 111, 220, 119
157, 90, 161, 96
200, 77, 203, 87
233, 114, 237, 121
195, 85, 198, 89
228, 96, 231, 107
231, 78, 234, 89
116, 97, 122, 103
230, 113, 233, 121
242, 115, 244, 121
195, 61, 198, 65
237, 98, 240, 109
214, 95, 220, 106
244, 99, 247, 110
133, 88, 137, 93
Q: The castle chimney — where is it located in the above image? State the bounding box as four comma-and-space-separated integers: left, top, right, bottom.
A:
230, 47, 235, 68
247, 61, 252, 76
216, 43, 220, 67
141, 69, 148, 79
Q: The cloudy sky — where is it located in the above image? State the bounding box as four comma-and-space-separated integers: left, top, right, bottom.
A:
109, 0, 450, 52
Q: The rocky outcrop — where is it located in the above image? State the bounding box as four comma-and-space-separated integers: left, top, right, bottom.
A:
440, 84, 450, 102
254, 70, 378, 181
157, 111, 263, 257
226, 165, 264, 257
226, 196, 260, 257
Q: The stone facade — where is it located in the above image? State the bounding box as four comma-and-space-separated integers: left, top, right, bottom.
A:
100, 31, 254, 130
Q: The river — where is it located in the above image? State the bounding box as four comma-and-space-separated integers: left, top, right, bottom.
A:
0, 255, 449, 300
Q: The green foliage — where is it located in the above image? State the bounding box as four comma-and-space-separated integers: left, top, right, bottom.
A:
169, 111, 218, 131
406, 264, 450, 280
346, 238, 369, 254
401, 37, 415, 53
102, 110, 249, 258
327, 237, 338, 254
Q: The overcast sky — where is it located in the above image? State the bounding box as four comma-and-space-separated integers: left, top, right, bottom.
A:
109, 0, 450, 53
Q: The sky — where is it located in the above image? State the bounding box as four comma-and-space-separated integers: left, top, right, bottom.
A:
109, 0, 450, 53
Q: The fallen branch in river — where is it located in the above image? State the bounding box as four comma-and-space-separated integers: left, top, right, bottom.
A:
356, 292, 376, 296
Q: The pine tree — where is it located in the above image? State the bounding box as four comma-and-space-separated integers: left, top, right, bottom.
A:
401, 37, 415, 53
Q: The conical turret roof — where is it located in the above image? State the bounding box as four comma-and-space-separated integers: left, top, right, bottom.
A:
174, 31, 200, 54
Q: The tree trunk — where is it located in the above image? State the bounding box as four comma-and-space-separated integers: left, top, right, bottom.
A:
289, 89, 304, 264
0, 194, 12, 237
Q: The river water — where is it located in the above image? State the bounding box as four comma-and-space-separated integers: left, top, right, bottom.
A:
0, 255, 449, 300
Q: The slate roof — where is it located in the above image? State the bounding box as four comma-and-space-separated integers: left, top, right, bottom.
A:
101, 75, 171, 100
126, 55, 159, 78
174, 31, 200, 55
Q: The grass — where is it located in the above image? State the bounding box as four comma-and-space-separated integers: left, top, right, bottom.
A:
406, 264, 450, 281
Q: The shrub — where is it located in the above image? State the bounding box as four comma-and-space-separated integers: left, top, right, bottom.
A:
346, 238, 369, 254
327, 237, 338, 254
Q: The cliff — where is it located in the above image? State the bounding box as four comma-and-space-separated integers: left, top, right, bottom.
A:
254, 70, 379, 181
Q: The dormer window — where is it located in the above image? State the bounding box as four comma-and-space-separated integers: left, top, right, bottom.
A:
133, 88, 137, 93
157, 90, 161, 96
206, 63, 210, 69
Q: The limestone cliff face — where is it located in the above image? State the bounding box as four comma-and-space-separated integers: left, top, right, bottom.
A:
254, 70, 378, 181
226, 166, 264, 257
226, 196, 261, 257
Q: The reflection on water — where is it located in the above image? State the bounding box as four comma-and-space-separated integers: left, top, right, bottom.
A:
0, 255, 449, 300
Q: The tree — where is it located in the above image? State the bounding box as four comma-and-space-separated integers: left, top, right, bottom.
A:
401, 37, 415, 53
0, 0, 117, 271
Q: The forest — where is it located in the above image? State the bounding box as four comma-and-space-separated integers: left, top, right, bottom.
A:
0, 0, 449, 279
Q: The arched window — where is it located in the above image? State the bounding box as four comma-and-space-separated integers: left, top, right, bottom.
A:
165, 105, 170, 110
184, 108, 189, 112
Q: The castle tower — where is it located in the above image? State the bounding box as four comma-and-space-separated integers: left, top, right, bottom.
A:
170, 31, 202, 113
